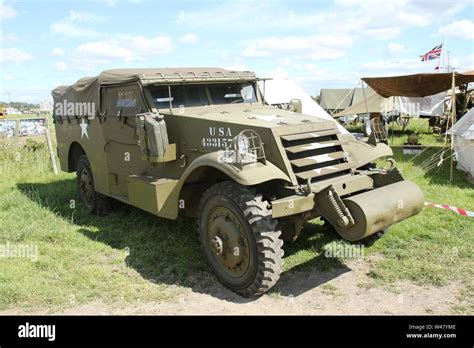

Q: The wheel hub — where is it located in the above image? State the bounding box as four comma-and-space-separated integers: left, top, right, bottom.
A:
210, 235, 224, 255
207, 208, 250, 277
79, 170, 93, 204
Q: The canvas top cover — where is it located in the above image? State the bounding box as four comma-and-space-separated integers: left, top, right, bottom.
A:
52, 68, 257, 105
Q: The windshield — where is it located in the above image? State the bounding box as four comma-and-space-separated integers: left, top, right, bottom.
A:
147, 83, 257, 109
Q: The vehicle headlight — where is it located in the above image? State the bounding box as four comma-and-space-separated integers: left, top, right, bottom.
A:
233, 130, 265, 166
236, 134, 250, 155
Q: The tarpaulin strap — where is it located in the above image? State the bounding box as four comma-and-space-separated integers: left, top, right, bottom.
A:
424, 202, 474, 217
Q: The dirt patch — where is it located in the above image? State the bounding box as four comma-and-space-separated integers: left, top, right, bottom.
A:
1, 259, 463, 315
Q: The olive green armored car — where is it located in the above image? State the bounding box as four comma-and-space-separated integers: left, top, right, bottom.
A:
52, 68, 424, 297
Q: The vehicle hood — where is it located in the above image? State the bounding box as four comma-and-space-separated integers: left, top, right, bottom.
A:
176, 104, 338, 129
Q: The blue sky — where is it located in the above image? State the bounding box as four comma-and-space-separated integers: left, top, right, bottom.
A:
1, 0, 473, 103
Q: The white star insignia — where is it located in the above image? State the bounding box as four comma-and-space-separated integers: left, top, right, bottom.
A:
80, 118, 89, 139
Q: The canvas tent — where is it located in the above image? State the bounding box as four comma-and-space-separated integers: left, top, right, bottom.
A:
448, 108, 474, 180
396, 92, 446, 118
260, 67, 348, 133
319, 87, 374, 113
334, 92, 389, 117
335, 91, 447, 118
362, 71, 474, 182
334, 71, 474, 118
319, 89, 353, 112
362, 71, 474, 98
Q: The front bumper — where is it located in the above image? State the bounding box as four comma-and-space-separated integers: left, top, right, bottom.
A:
271, 173, 373, 218
271, 179, 424, 241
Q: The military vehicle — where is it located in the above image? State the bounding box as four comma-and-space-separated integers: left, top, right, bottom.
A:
52, 68, 424, 297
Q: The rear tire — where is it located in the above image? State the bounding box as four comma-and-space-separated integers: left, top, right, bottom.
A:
76, 155, 110, 215
197, 181, 284, 297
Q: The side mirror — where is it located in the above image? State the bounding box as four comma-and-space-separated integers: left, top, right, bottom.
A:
289, 99, 302, 113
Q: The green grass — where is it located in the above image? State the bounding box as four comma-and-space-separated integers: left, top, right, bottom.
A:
345, 117, 447, 147
0, 118, 472, 313
2, 113, 48, 120
0, 145, 187, 311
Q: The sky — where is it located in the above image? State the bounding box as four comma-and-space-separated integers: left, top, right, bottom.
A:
0, 0, 473, 103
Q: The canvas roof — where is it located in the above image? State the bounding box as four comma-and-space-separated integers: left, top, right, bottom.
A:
52, 68, 257, 104
362, 71, 474, 98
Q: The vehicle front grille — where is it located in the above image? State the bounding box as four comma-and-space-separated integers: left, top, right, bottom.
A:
280, 129, 352, 184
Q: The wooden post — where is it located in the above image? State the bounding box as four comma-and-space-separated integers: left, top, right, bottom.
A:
44, 123, 59, 175
449, 72, 456, 183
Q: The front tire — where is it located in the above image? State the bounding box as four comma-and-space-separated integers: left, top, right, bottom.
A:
76, 155, 110, 215
197, 182, 284, 297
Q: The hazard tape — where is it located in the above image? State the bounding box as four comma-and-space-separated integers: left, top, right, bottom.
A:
424, 202, 474, 217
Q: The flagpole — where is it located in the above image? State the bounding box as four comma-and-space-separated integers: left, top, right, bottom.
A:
442, 36, 445, 72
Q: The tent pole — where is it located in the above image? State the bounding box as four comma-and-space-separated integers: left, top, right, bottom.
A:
450, 72, 456, 183
361, 80, 369, 117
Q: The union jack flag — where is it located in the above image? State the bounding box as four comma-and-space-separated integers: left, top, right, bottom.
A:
420, 44, 442, 61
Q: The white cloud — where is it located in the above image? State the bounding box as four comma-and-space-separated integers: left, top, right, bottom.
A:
0, 31, 17, 44
51, 48, 65, 56
101, 0, 118, 7
223, 57, 249, 71
2, 75, 15, 80
243, 35, 352, 61
177, 0, 471, 44
388, 43, 405, 53
289, 64, 360, 94
50, 10, 105, 37
63, 35, 174, 70
66, 10, 105, 22
76, 40, 134, 61
131, 35, 174, 56
0, 3, 16, 20
360, 58, 434, 75
178, 33, 199, 44
55, 61, 68, 71
439, 19, 474, 40
243, 46, 271, 58
50, 21, 99, 38
449, 53, 474, 71
0, 48, 33, 64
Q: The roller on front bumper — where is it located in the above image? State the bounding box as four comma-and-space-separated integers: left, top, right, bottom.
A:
317, 180, 424, 241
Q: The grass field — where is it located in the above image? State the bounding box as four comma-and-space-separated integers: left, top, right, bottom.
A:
0, 118, 472, 313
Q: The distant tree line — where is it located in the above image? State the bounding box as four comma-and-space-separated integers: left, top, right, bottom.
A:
0, 101, 39, 109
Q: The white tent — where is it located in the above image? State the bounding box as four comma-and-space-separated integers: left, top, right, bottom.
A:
449, 108, 474, 179
259, 67, 348, 134
396, 91, 446, 118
